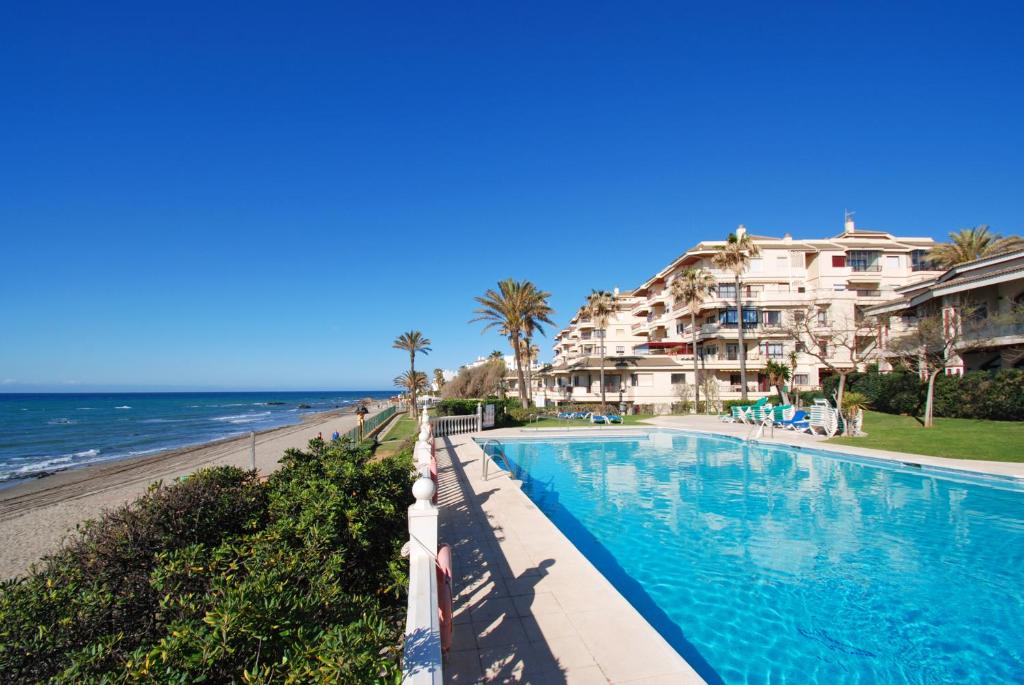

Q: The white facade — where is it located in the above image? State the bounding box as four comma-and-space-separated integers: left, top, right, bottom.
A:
541, 219, 944, 411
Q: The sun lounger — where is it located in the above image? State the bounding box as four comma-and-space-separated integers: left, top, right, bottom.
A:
607, 414, 623, 424
591, 414, 608, 424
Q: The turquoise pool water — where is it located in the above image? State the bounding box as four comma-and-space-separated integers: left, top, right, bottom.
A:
486, 431, 1024, 684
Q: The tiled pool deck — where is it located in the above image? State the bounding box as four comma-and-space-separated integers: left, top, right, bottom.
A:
436, 416, 1023, 683
436, 433, 703, 684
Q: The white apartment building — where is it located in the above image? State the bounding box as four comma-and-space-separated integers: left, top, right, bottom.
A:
539, 217, 943, 412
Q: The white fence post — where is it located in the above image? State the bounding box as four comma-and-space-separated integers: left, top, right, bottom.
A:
476, 402, 483, 432
402, 413, 442, 685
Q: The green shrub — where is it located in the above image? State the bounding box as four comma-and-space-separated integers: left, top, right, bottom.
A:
0, 441, 414, 684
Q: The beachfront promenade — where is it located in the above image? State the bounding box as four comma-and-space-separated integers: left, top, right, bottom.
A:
0, 405, 393, 579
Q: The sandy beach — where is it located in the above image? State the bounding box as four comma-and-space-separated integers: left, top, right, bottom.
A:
0, 403, 395, 579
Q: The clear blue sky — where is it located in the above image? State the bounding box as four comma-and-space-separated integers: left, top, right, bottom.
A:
2, 2, 1022, 391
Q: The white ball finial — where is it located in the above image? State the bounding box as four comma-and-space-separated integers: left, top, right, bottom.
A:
412, 475, 436, 504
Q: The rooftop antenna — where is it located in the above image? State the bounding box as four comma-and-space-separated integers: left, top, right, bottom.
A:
844, 209, 856, 233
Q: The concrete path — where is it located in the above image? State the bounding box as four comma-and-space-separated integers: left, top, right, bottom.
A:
436, 433, 704, 684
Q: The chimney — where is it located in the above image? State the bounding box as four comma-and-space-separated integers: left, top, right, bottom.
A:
844, 210, 856, 233
736, 224, 747, 238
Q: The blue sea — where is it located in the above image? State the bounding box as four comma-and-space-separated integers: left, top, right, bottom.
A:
0, 391, 391, 484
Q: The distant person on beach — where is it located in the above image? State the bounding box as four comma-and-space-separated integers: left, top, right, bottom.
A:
331, 431, 340, 441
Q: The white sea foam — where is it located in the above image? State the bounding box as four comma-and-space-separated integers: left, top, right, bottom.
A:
0, 448, 105, 481
73, 449, 101, 458
211, 412, 271, 424
48, 417, 77, 425
115, 405, 131, 410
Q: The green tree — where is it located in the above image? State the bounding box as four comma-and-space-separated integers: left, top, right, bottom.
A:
432, 368, 446, 391
392, 331, 431, 416
763, 359, 791, 404
670, 268, 716, 411
928, 225, 1024, 268
472, 280, 554, 408
586, 290, 615, 412
712, 229, 760, 400
521, 285, 554, 404
394, 370, 428, 400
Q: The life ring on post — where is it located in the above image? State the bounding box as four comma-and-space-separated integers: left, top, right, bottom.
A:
436, 544, 453, 653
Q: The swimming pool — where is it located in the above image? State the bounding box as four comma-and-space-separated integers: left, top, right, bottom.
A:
482, 430, 1024, 684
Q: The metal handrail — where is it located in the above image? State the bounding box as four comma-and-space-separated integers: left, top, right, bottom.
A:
480, 439, 514, 479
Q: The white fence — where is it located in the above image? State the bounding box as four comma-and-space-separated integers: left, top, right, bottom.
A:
402, 410, 443, 685
430, 404, 483, 437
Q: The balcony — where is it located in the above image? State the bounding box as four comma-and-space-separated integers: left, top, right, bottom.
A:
855, 289, 882, 297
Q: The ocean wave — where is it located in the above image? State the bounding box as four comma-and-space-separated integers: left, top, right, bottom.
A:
77, 407, 96, 410
211, 412, 271, 424
0, 448, 104, 482
140, 418, 188, 424
115, 405, 132, 410
47, 417, 77, 425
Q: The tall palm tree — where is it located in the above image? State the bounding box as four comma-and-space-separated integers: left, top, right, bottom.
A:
929, 225, 1024, 268
712, 229, 761, 401
521, 285, 554, 404
670, 268, 716, 411
394, 370, 428, 402
586, 290, 615, 411
393, 331, 431, 416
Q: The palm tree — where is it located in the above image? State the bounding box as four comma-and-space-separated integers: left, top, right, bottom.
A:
394, 370, 428, 403
393, 331, 431, 416
488, 350, 504, 361
432, 368, 446, 392
472, 280, 554, 408
586, 290, 615, 411
929, 225, 1024, 268
712, 229, 761, 401
763, 360, 791, 404
521, 286, 554, 404
670, 268, 716, 411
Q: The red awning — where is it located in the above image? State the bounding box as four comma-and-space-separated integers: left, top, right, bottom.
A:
646, 342, 689, 349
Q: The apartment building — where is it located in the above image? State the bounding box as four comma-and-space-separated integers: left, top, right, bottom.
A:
866, 248, 1024, 373
539, 217, 943, 412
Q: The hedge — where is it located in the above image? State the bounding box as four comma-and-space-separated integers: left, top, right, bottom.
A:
822, 368, 1024, 421
0, 438, 413, 684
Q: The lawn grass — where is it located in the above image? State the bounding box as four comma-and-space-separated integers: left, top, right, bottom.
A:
526, 414, 655, 429
374, 415, 418, 457
827, 411, 1024, 462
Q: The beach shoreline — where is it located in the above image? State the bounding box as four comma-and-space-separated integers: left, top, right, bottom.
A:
0, 403, 395, 579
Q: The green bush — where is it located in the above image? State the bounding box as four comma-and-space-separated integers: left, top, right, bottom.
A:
0, 441, 414, 684
821, 368, 1024, 421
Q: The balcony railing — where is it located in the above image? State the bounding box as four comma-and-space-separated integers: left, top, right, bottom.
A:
855, 289, 882, 297
849, 262, 882, 272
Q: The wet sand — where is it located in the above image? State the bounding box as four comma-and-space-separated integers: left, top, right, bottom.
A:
0, 404, 394, 579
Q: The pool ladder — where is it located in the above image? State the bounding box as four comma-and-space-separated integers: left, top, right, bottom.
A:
480, 439, 514, 479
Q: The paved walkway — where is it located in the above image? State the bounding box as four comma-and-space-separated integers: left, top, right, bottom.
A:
436, 433, 703, 684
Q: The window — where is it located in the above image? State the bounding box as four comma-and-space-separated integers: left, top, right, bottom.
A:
583, 345, 593, 354
671, 373, 687, 385
615, 328, 625, 336
675, 322, 687, 335
726, 343, 739, 360
796, 341, 806, 352
763, 343, 784, 359
911, 249, 934, 272
605, 376, 621, 391
848, 250, 881, 272
729, 373, 741, 387
818, 339, 829, 356
718, 283, 736, 299
832, 255, 847, 268
794, 373, 809, 386
699, 344, 717, 359
797, 286, 806, 293
573, 374, 591, 388
763, 310, 781, 326
615, 345, 625, 355
834, 283, 846, 291
817, 309, 829, 326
